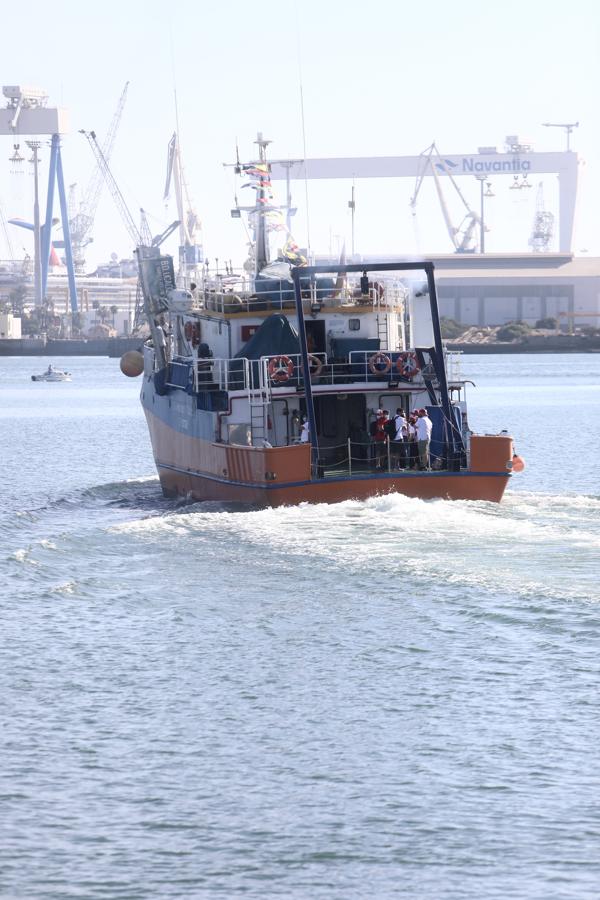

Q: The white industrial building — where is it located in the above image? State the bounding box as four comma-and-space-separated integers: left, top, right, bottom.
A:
432, 253, 600, 328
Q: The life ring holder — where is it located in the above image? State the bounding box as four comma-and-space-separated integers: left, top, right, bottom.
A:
368, 352, 392, 375
396, 351, 420, 379
268, 355, 295, 383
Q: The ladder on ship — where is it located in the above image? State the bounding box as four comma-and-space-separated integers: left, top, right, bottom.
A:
248, 359, 271, 446
377, 311, 388, 351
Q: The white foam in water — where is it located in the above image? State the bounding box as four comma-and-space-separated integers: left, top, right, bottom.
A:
11, 548, 39, 566
106, 490, 600, 604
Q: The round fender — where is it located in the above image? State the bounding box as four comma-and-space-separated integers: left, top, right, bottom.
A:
512, 454, 526, 473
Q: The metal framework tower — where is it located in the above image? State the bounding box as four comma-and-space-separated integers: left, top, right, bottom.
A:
0, 85, 77, 311
529, 182, 554, 252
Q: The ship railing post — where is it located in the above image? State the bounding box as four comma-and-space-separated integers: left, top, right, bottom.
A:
348, 438, 352, 476
387, 436, 391, 472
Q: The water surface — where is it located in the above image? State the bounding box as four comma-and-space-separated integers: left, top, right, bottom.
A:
1, 354, 599, 899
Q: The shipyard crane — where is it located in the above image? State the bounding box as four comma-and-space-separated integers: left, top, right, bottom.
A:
139, 207, 153, 245
80, 129, 141, 248
410, 143, 480, 253
68, 82, 129, 271
0, 196, 15, 263
80, 128, 179, 333
529, 182, 554, 252
163, 132, 203, 280
542, 121, 579, 152
80, 129, 179, 249
557, 311, 600, 334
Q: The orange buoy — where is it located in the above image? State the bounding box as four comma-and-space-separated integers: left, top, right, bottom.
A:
120, 350, 144, 377
512, 454, 526, 473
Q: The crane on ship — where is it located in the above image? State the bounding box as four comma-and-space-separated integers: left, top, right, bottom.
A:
410, 143, 480, 253
67, 82, 129, 272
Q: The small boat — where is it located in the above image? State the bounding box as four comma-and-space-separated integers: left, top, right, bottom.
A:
124, 135, 524, 507
31, 364, 72, 382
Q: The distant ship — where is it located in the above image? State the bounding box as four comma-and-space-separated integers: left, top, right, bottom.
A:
31, 364, 71, 382
125, 136, 523, 506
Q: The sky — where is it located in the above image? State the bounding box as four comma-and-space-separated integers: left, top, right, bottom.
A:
1, 0, 599, 272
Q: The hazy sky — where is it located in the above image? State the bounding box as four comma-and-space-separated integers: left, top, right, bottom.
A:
1, 0, 598, 270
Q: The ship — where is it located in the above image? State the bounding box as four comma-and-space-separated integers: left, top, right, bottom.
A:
125, 136, 523, 507
31, 363, 71, 382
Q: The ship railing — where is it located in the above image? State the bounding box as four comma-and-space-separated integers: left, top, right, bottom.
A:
309, 436, 459, 477
249, 351, 427, 389
445, 350, 463, 383
193, 356, 251, 393
197, 273, 407, 316
188, 348, 433, 395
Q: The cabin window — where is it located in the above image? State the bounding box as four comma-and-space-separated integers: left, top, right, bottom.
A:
349, 319, 360, 331
241, 325, 260, 342
228, 424, 251, 446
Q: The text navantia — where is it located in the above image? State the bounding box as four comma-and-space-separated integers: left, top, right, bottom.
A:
462, 157, 531, 173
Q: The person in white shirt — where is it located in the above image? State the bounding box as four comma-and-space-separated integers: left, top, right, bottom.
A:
300, 417, 310, 443
392, 407, 408, 469
415, 408, 433, 470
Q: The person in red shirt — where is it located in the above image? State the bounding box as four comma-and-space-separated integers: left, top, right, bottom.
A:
369, 409, 389, 469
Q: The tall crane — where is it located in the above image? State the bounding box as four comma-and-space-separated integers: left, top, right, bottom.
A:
80, 129, 141, 248
529, 182, 554, 252
0, 196, 15, 264
410, 143, 480, 253
163, 132, 203, 281
542, 121, 579, 152
80, 129, 179, 336
68, 82, 129, 272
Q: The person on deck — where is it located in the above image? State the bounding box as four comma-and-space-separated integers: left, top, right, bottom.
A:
416, 408, 433, 471
406, 413, 418, 469
300, 417, 310, 443
369, 409, 388, 469
392, 408, 408, 469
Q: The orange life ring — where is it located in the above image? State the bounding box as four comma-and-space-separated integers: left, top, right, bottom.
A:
396, 351, 420, 379
307, 354, 323, 377
184, 321, 193, 341
368, 352, 391, 375
268, 355, 294, 383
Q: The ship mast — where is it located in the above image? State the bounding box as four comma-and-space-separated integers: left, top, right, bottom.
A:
253, 132, 271, 275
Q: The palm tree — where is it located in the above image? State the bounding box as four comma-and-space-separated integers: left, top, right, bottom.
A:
110, 305, 118, 329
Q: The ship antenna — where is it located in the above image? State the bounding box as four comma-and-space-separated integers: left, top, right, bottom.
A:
296, 26, 311, 259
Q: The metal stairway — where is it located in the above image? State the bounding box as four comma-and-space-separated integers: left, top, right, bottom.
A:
377, 311, 388, 351
248, 359, 270, 446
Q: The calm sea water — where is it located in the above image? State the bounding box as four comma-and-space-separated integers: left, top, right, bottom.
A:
1, 353, 599, 899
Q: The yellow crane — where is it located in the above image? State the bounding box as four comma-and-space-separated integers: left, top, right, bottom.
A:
557, 311, 600, 335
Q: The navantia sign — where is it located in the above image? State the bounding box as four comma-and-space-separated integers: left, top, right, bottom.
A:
442, 156, 532, 174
